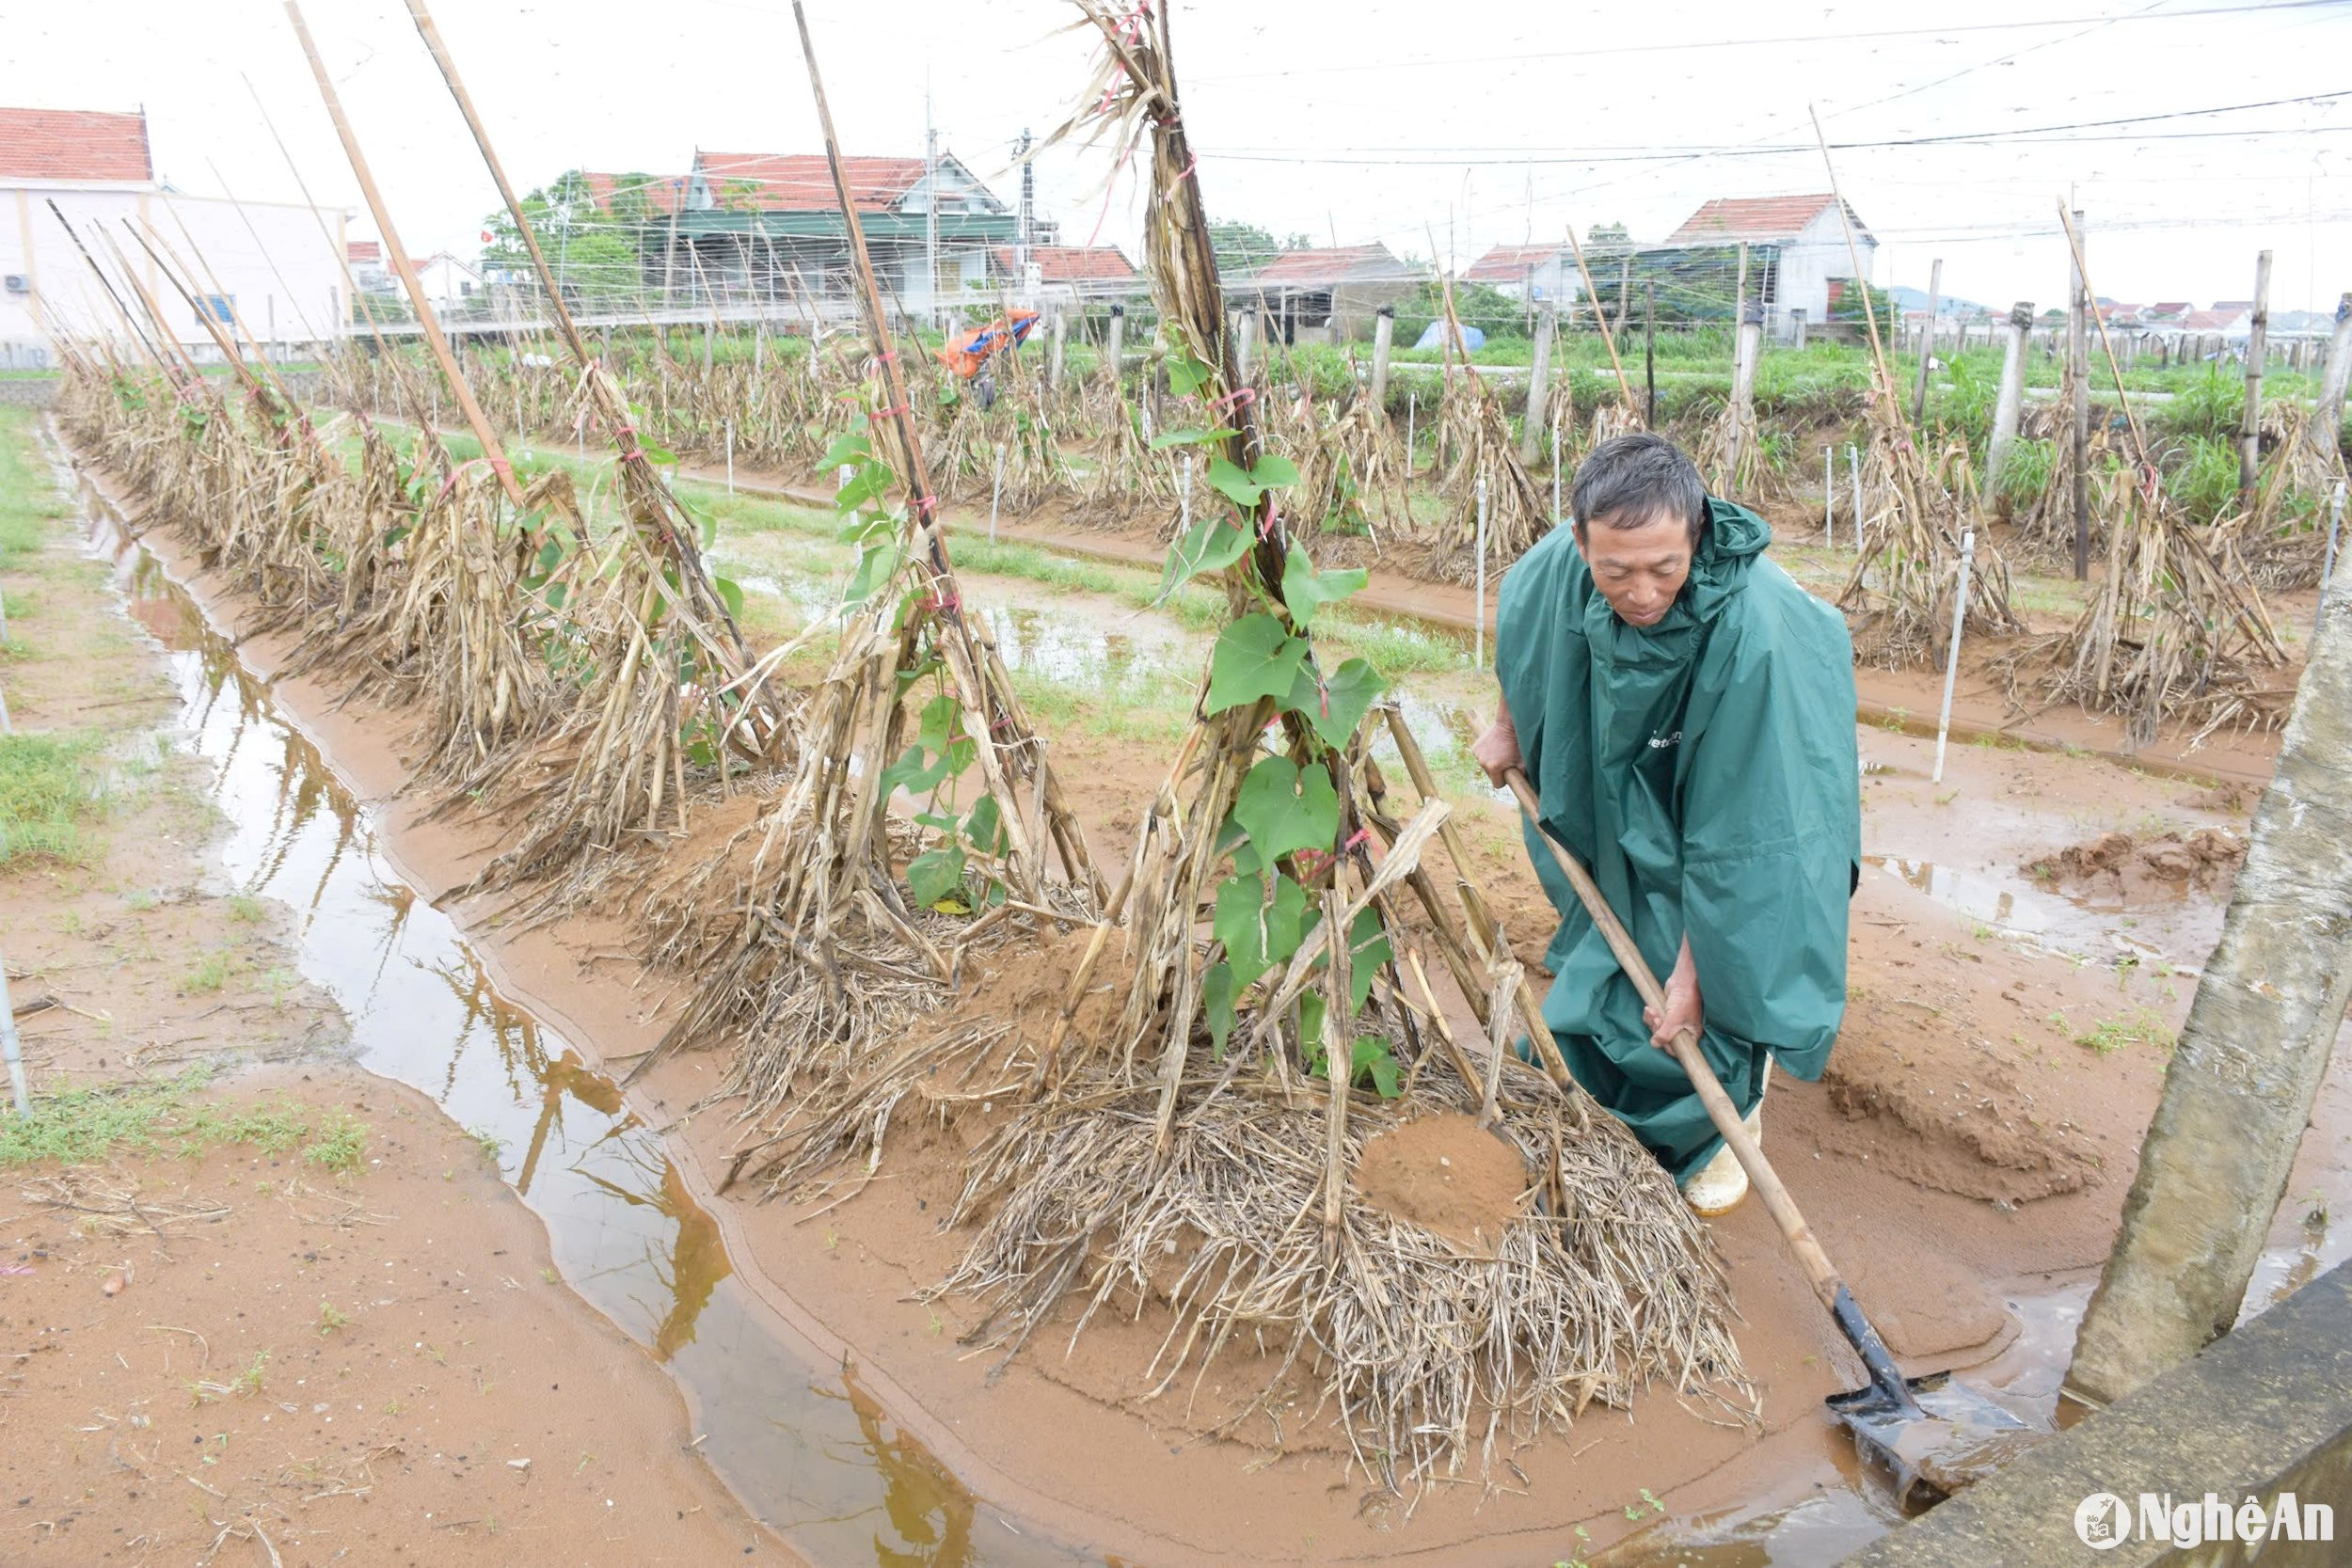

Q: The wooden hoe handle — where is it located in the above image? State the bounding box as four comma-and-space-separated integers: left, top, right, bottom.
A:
1502, 769, 1846, 1312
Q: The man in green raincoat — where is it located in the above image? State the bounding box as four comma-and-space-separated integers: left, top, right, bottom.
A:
1472, 433, 1860, 1215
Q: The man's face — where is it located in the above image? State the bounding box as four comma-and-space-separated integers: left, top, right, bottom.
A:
1573, 509, 1694, 629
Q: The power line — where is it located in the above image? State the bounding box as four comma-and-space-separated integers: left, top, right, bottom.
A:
1187, 0, 2347, 83
1201, 88, 2350, 160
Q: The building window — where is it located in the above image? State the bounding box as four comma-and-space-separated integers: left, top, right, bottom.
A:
460, 280, 475, 296
197, 294, 234, 325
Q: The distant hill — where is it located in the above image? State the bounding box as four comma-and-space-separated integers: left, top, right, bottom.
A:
1890, 284, 1989, 317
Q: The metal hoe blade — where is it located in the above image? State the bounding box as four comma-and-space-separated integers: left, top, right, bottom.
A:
1830, 1371, 2044, 1511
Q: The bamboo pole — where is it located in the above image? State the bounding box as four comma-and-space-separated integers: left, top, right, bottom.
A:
2069, 211, 2090, 580
400, 0, 704, 489
1909, 257, 1942, 426
787, 0, 1095, 899
2240, 250, 2272, 501
283, 0, 522, 504
42, 199, 180, 383
1563, 223, 1636, 415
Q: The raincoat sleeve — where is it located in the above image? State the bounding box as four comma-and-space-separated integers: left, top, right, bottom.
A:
1495, 529, 1596, 865
1674, 569, 1860, 1081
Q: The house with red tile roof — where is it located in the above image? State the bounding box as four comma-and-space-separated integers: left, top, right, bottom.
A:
1659, 193, 1876, 340
5, 104, 345, 365
986, 244, 1139, 306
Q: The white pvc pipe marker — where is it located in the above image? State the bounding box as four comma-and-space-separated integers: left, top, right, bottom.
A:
1932, 530, 1977, 785
990, 444, 1006, 546
0, 943, 29, 1117
1823, 445, 1835, 546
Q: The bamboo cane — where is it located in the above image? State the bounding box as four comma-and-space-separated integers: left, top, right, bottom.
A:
284, 0, 522, 504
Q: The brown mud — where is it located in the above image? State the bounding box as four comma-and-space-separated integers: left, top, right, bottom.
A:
0, 434, 782, 1564
54, 431, 2352, 1568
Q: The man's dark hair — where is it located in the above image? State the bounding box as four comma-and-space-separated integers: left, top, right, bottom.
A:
1570, 433, 1707, 546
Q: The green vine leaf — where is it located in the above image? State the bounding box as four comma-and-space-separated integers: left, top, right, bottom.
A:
1166, 352, 1216, 399
1158, 513, 1257, 599
1212, 871, 1310, 989
1206, 615, 1309, 714
1283, 657, 1389, 751
1354, 1037, 1402, 1098
1203, 960, 1238, 1057
1232, 756, 1339, 864
1346, 907, 1392, 1013
836, 462, 897, 512
710, 575, 745, 621
844, 541, 901, 605
816, 429, 870, 471
964, 794, 1009, 855
1148, 425, 1235, 451
1279, 550, 1369, 630
907, 847, 969, 911
635, 440, 678, 467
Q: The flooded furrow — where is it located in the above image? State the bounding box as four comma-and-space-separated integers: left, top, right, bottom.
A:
67, 454, 1104, 1568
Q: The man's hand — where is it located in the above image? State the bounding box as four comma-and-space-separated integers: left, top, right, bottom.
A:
1645, 937, 1704, 1053
1471, 698, 1520, 787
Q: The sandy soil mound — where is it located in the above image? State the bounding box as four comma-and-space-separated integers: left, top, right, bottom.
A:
1355, 1113, 1532, 1251
2026, 826, 2246, 891
1821, 1000, 2105, 1206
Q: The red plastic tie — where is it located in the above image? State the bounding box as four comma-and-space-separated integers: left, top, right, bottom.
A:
878, 402, 911, 420
1343, 827, 1372, 852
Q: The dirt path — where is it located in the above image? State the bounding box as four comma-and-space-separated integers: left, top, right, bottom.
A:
0, 410, 787, 1565
49, 417, 2352, 1567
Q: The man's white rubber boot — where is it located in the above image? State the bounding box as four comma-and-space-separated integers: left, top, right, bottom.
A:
1685, 1062, 1769, 1218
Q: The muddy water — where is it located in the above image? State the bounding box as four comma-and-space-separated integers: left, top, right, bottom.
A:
70, 469, 1103, 1568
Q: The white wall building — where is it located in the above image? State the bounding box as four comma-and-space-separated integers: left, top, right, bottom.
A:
1662, 193, 1878, 340
408, 251, 485, 311
2, 105, 346, 369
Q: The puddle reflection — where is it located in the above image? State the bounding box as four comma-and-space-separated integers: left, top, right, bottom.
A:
72, 466, 1101, 1568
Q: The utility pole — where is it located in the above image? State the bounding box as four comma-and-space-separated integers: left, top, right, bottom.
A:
1014, 127, 1034, 276
924, 87, 941, 333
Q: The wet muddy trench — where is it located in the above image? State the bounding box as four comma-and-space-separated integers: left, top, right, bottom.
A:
60, 438, 2352, 1568
67, 459, 1104, 1568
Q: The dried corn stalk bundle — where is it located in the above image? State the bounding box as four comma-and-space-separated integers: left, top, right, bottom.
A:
619, 8, 1102, 1132
2039, 475, 2289, 748
891, 0, 1752, 1494
1294, 388, 1411, 541
468, 404, 786, 903
926, 388, 1074, 513
2010, 397, 2114, 561
1425, 371, 1549, 582
2238, 400, 2343, 591
1694, 390, 1764, 500
1083, 392, 1179, 522
1836, 391, 2020, 668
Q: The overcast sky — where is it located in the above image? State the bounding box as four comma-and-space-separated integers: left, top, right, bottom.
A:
6, 0, 2348, 315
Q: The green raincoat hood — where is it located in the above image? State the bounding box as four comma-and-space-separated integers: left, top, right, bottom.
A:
1495, 497, 1860, 1180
